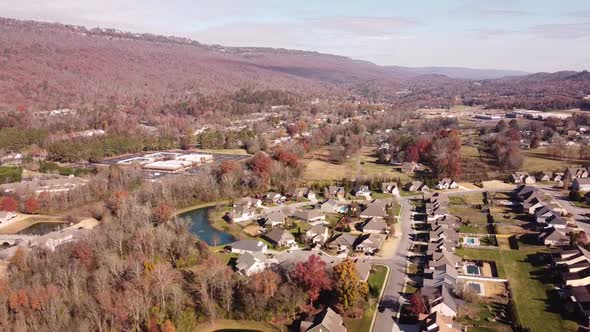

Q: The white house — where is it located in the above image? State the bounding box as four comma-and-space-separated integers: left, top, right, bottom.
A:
235, 252, 268, 276
228, 206, 256, 223
436, 178, 458, 190
229, 240, 268, 254
305, 225, 329, 244
572, 178, 590, 192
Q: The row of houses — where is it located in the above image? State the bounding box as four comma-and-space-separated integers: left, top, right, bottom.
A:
419, 193, 463, 331
510, 171, 562, 184
513, 185, 570, 246
550, 245, 590, 326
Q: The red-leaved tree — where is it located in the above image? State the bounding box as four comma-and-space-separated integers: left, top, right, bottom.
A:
24, 196, 40, 214
292, 254, 332, 307
153, 202, 174, 223
0, 196, 18, 212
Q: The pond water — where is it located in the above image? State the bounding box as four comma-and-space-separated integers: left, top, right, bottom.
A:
17, 222, 70, 235
179, 206, 235, 246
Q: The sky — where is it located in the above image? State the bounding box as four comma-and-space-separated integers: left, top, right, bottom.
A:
2, 0, 590, 72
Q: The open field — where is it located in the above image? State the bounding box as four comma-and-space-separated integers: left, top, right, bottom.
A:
522, 148, 582, 172
457, 245, 578, 332
450, 206, 487, 225
302, 147, 411, 183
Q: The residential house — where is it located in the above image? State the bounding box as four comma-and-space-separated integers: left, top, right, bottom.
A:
436, 178, 458, 190
320, 199, 348, 214
30, 228, 90, 252
381, 182, 399, 195
228, 206, 256, 223
264, 192, 285, 204
290, 187, 309, 199
361, 218, 388, 234
235, 252, 268, 276
0, 211, 17, 224
355, 233, 384, 254
305, 190, 317, 201
536, 171, 562, 183
418, 311, 461, 332
422, 284, 461, 318
511, 171, 536, 184
401, 161, 419, 174
329, 233, 357, 252
573, 178, 590, 192
551, 246, 590, 287
299, 307, 347, 332
229, 239, 268, 254
262, 210, 286, 228
264, 229, 296, 247
536, 171, 551, 182
514, 185, 538, 201
405, 181, 429, 192
523, 196, 545, 215
567, 285, 590, 326
292, 209, 326, 223
290, 187, 316, 200
546, 214, 568, 229
235, 197, 262, 209
306, 225, 329, 244
539, 227, 569, 246
566, 167, 589, 181
352, 185, 371, 197
0, 152, 22, 166
324, 186, 345, 200
359, 200, 388, 219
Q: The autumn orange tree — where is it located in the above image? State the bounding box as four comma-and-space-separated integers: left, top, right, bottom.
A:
332, 259, 368, 316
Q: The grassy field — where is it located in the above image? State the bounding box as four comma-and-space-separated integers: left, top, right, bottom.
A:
345, 265, 388, 332
449, 206, 487, 225
302, 147, 411, 182
521, 148, 582, 172
457, 246, 578, 332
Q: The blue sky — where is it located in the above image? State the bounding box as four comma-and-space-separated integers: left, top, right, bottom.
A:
3, 0, 590, 72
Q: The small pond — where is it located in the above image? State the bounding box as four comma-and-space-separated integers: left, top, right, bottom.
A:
17, 222, 70, 235
179, 206, 235, 246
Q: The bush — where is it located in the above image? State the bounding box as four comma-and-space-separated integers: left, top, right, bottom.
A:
0, 166, 22, 184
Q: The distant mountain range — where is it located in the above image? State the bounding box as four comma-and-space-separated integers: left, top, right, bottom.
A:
0, 16, 588, 112
386, 66, 529, 80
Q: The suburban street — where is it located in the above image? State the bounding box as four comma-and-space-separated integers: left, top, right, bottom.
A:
371, 195, 415, 332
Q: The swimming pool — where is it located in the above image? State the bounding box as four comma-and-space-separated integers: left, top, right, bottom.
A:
466, 265, 480, 275
463, 237, 480, 246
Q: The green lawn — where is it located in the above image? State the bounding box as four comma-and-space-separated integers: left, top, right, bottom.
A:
450, 206, 488, 225
459, 225, 488, 234
345, 265, 388, 332
456, 246, 578, 332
